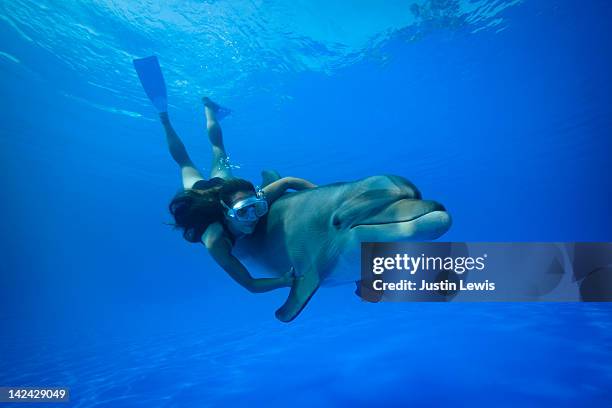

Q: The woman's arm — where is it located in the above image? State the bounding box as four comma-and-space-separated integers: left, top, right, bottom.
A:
262, 177, 317, 204
202, 223, 293, 293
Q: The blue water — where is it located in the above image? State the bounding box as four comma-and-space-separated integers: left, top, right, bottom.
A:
1, 1, 611, 407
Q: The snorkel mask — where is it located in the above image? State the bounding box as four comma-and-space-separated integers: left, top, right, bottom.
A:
221, 189, 268, 234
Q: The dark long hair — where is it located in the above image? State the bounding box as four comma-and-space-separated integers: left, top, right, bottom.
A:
168, 178, 256, 243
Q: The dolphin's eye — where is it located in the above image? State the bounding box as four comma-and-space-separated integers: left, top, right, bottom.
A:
332, 215, 341, 229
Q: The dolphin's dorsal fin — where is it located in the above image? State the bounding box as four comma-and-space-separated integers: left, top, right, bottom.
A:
261, 170, 281, 188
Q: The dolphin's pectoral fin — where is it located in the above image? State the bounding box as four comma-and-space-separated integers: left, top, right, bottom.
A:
355, 280, 383, 303
261, 170, 281, 188
275, 271, 320, 323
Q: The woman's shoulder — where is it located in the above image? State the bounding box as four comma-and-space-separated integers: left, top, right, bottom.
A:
201, 221, 235, 248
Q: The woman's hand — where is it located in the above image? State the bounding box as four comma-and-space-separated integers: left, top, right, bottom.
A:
282, 267, 299, 287
262, 177, 317, 205
286, 177, 317, 190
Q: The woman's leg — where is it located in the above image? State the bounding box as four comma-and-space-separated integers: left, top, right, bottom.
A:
159, 112, 204, 189
203, 97, 233, 179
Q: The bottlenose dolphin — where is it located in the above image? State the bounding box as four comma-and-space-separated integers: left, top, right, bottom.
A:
234, 174, 452, 322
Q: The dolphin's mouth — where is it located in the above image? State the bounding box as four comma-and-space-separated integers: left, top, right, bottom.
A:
350, 200, 446, 229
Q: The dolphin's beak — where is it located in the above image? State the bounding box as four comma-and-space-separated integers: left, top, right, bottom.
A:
347, 198, 451, 241
349, 199, 446, 229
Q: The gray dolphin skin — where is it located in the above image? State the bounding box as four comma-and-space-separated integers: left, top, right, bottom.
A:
234, 174, 452, 322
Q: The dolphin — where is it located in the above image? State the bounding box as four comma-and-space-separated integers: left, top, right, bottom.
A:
233, 174, 452, 322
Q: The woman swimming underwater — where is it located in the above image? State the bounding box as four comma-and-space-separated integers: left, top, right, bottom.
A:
135, 57, 450, 322
160, 97, 317, 293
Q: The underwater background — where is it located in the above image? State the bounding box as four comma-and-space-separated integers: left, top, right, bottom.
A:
1, 0, 611, 406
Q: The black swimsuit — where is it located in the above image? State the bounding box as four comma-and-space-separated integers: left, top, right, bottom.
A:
192, 177, 225, 190
191, 177, 237, 245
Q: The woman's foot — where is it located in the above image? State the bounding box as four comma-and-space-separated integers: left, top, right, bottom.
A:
159, 111, 170, 124
203, 97, 232, 120
202, 97, 221, 112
